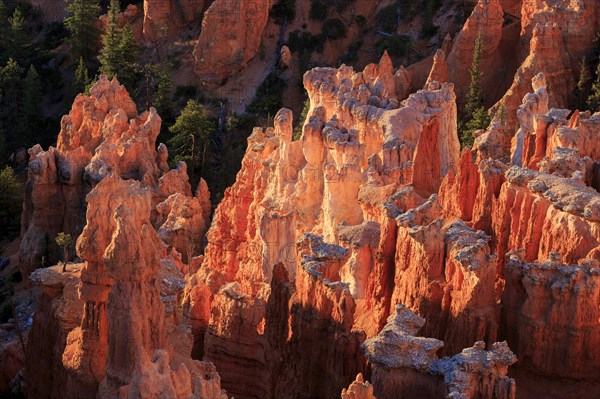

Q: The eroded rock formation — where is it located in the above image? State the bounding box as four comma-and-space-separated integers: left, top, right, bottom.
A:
143, 0, 209, 42
193, 0, 271, 87
19, 77, 210, 278
363, 305, 516, 399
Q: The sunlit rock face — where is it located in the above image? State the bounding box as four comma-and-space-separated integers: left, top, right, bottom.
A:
192, 0, 272, 88
180, 52, 530, 399
26, 175, 226, 399
181, 24, 600, 395
22, 77, 221, 398
19, 77, 210, 277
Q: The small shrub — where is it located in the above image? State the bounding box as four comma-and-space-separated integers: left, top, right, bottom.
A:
376, 34, 411, 58
322, 18, 347, 40
376, 3, 398, 33
270, 0, 296, 25
175, 85, 198, 98
246, 73, 287, 118
288, 30, 326, 54
353, 15, 366, 27
309, 0, 328, 21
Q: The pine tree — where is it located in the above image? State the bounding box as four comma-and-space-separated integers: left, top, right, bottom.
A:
0, 2, 8, 55
168, 100, 214, 184
99, 0, 138, 90
64, 0, 101, 60
459, 32, 490, 148
0, 59, 24, 155
575, 57, 591, 109
22, 65, 42, 144
0, 167, 23, 239
588, 62, 600, 112
74, 56, 90, 96
6, 7, 29, 64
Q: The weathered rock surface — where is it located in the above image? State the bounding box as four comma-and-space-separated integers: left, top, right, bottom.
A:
27, 176, 226, 399
143, 0, 209, 42
363, 305, 516, 399
341, 374, 376, 399
446, 0, 504, 101
21, 77, 220, 398
502, 252, 600, 380
19, 77, 210, 277
193, 0, 271, 87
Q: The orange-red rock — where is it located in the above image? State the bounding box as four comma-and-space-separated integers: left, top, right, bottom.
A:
193, 0, 271, 87
143, 0, 208, 42
19, 77, 210, 278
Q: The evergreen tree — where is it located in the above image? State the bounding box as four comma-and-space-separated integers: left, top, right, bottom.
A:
74, 56, 90, 96
6, 7, 29, 64
0, 59, 24, 155
153, 66, 172, 118
0, 2, 7, 51
459, 32, 490, 148
168, 100, 214, 185
575, 57, 591, 109
0, 166, 22, 239
64, 0, 101, 60
22, 65, 43, 144
588, 62, 600, 112
99, 0, 138, 90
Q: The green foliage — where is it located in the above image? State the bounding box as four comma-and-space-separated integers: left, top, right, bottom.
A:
464, 33, 484, 117
246, 72, 287, 119
73, 56, 90, 96
270, 0, 296, 25
54, 232, 73, 248
168, 100, 215, 182
309, 0, 328, 21
293, 98, 310, 141
143, 63, 173, 118
375, 3, 398, 33
22, 65, 43, 143
287, 30, 325, 54
575, 57, 591, 109
99, 0, 139, 90
459, 33, 490, 148
322, 18, 346, 40
64, 0, 101, 60
55, 231, 73, 270
340, 39, 363, 65
0, 58, 24, 161
0, 166, 23, 241
376, 34, 411, 58
588, 62, 600, 112
461, 106, 490, 148
6, 7, 30, 64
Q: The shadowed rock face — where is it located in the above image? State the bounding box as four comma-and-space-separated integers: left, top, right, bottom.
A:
143, 0, 210, 42
363, 305, 516, 399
